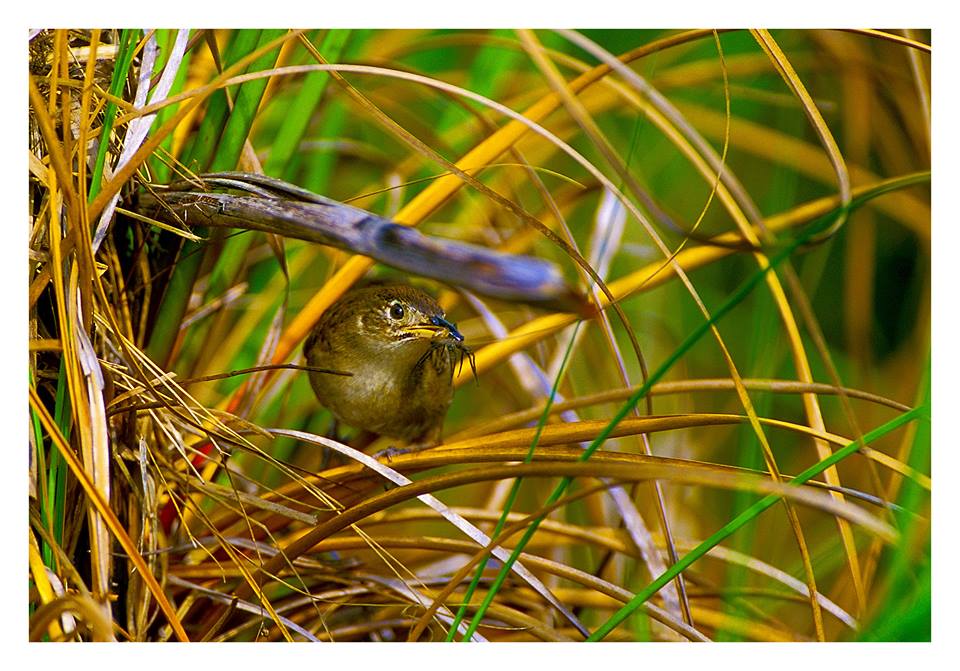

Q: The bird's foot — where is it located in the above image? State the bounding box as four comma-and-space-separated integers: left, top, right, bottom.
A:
373, 442, 435, 461
373, 445, 405, 461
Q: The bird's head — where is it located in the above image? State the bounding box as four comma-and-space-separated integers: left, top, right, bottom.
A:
343, 284, 464, 351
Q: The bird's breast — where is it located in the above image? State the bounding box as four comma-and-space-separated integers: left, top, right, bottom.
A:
307, 339, 455, 443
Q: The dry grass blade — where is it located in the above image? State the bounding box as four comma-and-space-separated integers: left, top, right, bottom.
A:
28, 385, 189, 642
751, 30, 851, 204
453, 377, 912, 439
92, 30, 190, 251
28, 532, 67, 640
842, 28, 931, 53
301, 459, 896, 547
30, 594, 116, 642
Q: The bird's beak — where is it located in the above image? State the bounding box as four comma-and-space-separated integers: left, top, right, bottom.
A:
402, 315, 464, 342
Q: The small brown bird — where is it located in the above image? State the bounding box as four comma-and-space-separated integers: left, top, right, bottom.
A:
304, 284, 472, 447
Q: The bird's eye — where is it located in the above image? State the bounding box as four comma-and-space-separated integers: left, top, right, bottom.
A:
388, 303, 405, 320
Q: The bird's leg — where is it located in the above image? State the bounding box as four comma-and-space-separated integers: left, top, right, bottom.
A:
350, 430, 377, 451
319, 417, 341, 469
327, 417, 342, 442
319, 416, 359, 468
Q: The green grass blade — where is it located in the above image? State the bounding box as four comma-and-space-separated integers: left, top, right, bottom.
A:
145, 30, 272, 365
182, 29, 263, 172
859, 357, 931, 641
450, 322, 582, 640
436, 29, 522, 155
210, 29, 288, 172
590, 405, 924, 641
45, 360, 71, 567
88, 29, 138, 204
29, 370, 51, 567
265, 30, 351, 180
300, 101, 347, 193
297, 30, 375, 192
202, 29, 289, 306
